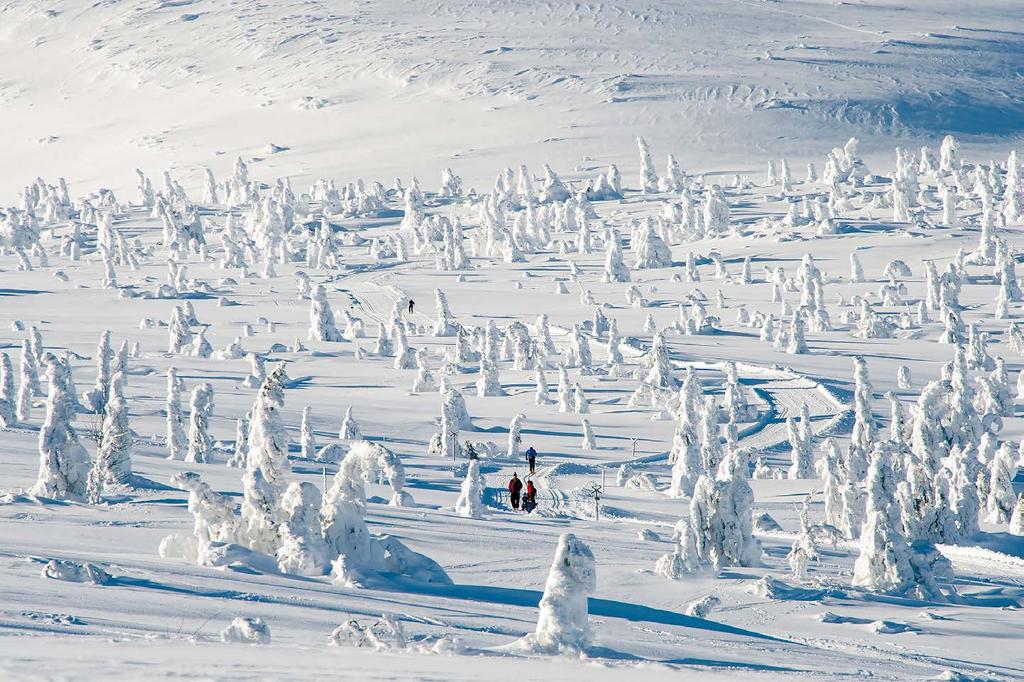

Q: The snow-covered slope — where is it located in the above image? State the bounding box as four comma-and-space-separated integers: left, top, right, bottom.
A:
1, 2, 1024, 681
0, 0, 1021, 200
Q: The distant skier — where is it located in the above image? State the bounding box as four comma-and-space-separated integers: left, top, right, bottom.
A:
408, 299, 415, 315
508, 472, 523, 510
524, 479, 537, 513
525, 446, 537, 474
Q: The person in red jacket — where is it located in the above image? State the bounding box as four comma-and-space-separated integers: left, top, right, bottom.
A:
508, 472, 523, 510
524, 480, 537, 513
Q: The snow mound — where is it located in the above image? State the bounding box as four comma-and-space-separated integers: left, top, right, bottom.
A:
684, 595, 720, 618
221, 617, 271, 645
872, 620, 918, 635
539, 462, 598, 479
748, 576, 838, 601
40, 560, 112, 585
753, 512, 783, 533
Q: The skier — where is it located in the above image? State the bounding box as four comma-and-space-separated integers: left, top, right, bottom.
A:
524, 479, 537, 513
408, 299, 415, 315
525, 446, 537, 474
508, 472, 523, 510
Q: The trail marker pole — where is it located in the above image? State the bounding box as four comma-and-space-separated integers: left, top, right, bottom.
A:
586, 481, 602, 521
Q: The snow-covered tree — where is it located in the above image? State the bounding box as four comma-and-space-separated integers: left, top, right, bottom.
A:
433, 289, 459, 337
242, 353, 267, 389
520, 533, 596, 656
31, 355, 90, 500
300, 406, 316, 459
654, 519, 699, 578
643, 330, 676, 388
240, 365, 291, 554
455, 458, 486, 519
166, 368, 187, 460
637, 137, 658, 193
309, 284, 343, 342
633, 218, 672, 269
159, 471, 239, 564
849, 252, 865, 283
276, 481, 330, 576
668, 369, 703, 497
1010, 493, 1024, 535
987, 442, 1017, 524
168, 305, 193, 354
14, 345, 32, 423
0, 352, 15, 427
186, 383, 215, 464
227, 415, 249, 468
392, 322, 416, 370
88, 372, 133, 498
566, 325, 592, 370
581, 418, 596, 450
849, 356, 875, 481
476, 357, 505, 397
507, 413, 525, 459
689, 448, 761, 569
787, 406, 814, 479
339, 405, 361, 440
853, 443, 947, 599
323, 441, 439, 585
602, 231, 630, 283
816, 437, 853, 535
83, 330, 114, 413
787, 312, 809, 354
702, 185, 730, 235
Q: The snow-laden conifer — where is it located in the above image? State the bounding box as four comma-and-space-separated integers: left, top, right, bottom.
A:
519, 533, 596, 656
166, 368, 187, 460
31, 355, 90, 500
186, 383, 215, 464
455, 458, 486, 519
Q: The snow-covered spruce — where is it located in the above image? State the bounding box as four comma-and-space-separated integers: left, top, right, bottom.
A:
86, 372, 133, 501
309, 284, 343, 342
852, 443, 949, 599
324, 441, 441, 585
517, 533, 596, 656
31, 355, 91, 500
0, 352, 16, 427
227, 415, 249, 468
276, 481, 331, 575
240, 365, 291, 554
159, 471, 239, 564
454, 458, 486, 519
186, 383, 215, 464
339, 405, 362, 440
432, 289, 459, 336
82, 330, 115, 413
602, 231, 630, 283
300, 405, 316, 459
689, 447, 761, 569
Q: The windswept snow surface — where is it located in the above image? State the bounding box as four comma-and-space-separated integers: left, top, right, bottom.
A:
1, 2, 1024, 681
0, 1, 1022, 200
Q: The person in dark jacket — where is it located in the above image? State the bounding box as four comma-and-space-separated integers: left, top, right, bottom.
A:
408, 299, 415, 314
525, 446, 537, 474
508, 472, 523, 510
